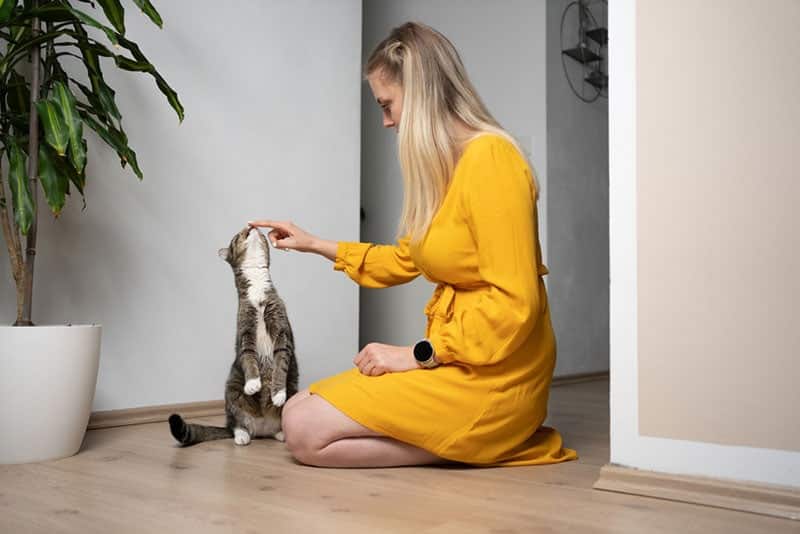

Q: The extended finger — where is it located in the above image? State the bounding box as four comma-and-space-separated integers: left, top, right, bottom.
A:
248, 220, 290, 232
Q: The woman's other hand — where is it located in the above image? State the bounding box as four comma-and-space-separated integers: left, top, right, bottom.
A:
354, 343, 418, 376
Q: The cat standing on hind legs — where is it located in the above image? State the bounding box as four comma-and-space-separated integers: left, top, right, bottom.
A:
169, 226, 299, 446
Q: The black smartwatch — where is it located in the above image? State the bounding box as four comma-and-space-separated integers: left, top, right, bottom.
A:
413, 339, 439, 368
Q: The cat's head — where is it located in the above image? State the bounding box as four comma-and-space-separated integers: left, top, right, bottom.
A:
218, 226, 271, 269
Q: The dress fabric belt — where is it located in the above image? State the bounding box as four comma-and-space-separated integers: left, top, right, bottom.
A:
424, 264, 549, 321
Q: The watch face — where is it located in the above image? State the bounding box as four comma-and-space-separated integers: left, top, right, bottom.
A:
414, 340, 433, 362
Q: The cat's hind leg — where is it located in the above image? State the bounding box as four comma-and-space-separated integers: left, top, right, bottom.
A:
254, 410, 283, 441
227, 386, 258, 446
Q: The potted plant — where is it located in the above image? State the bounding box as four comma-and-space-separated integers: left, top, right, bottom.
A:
0, 0, 183, 464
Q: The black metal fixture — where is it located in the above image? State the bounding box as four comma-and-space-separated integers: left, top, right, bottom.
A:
560, 0, 608, 103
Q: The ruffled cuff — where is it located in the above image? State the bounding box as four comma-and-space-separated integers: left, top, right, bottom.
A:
332, 241, 373, 279
428, 331, 456, 365
333, 242, 351, 272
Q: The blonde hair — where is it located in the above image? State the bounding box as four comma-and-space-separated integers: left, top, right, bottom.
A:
366, 22, 537, 242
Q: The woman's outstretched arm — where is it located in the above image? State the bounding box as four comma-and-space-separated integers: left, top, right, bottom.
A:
248, 220, 337, 261
248, 219, 420, 288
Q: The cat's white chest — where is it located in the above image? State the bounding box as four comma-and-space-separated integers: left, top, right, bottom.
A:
242, 232, 274, 363
243, 268, 274, 363
254, 312, 273, 363
246, 269, 271, 306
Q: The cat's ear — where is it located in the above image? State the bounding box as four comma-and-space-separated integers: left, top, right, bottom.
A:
218, 247, 230, 262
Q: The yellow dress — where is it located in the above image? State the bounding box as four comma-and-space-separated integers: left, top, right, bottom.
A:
309, 134, 577, 466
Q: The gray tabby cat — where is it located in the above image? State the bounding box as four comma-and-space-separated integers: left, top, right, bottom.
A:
169, 226, 299, 446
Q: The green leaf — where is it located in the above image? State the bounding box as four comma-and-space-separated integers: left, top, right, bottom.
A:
36, 99, 70, 156
113, 55, 150, 72
0, 29, 71, 77
132, 0, 161, 28
79, 109, 142, 179
153, 74, 184, 123
49, 143, 86, 203
96, 0, 125, 35
91, 74, 122, 122
69, 35, 122, 124
53, 81, 86, 172
86, 42, 114, 61
74, 36, 103, 75
117, 37, 184, 122
0, 0, 16, 23
73, 80, 109, 122
126, 145, 141, 176
6, 70, 30, 116
79, 108, 114, 146
63, 5, 119, 45
7, 139, 34, 235
38, 144, 69, 216
25, 5, 76, 23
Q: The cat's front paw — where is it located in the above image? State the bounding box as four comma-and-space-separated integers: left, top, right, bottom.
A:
244, 378, 262, 395
234, 428, 251, 446
271, 388, 287, 407
273, 431, 285, 442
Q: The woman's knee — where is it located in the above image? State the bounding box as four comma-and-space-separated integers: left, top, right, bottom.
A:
281, 398, 317, 462
283, 389, 310, 414
282, 394, 382, 464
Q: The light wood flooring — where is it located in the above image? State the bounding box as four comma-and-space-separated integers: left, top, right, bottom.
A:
1, 379, 796, 533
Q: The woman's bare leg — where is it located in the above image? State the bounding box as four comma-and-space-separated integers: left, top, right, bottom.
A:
282, 393, 448, 468
283, 388, 312, 413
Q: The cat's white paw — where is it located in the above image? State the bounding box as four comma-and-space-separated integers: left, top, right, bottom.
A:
273, 431, 285, 442
244, 378, 262, 395
234, 428, 251, 446
271, 388, 287, 407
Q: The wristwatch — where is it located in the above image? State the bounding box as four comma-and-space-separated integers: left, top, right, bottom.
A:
413, 339, 439, 368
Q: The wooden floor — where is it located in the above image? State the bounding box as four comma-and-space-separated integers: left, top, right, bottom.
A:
1, 379, 795, 533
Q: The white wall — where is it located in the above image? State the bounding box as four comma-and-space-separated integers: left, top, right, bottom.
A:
360, 0, 548, 349
0, 0, 362, 411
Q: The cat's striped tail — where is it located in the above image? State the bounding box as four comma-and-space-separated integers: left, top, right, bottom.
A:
168, 414, 233, 446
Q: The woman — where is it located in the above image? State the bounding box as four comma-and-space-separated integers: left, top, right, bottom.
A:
249, 22, 576, 468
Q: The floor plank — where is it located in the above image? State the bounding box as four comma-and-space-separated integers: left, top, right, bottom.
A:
1, 379, 796, 533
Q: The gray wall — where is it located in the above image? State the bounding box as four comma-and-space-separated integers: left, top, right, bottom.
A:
546, 0, 609, 375
0, 0, 362, 410
360, 0, 548, 349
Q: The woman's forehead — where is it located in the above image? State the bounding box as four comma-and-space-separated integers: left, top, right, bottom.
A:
369, 74, 400, 99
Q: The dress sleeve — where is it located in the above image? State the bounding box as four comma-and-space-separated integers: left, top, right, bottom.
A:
430, 139, 542, 366
334, 236, 421, 288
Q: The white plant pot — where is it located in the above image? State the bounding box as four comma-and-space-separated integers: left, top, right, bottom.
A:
0, 324, 101, 464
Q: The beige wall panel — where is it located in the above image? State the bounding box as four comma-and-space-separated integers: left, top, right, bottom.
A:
637, 0, 800, 451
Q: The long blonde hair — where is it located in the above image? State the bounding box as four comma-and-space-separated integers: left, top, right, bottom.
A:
365, 22, 536, 242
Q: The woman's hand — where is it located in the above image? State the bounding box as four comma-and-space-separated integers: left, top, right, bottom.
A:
248, 220, 322, 254
354, 343, 418, 376
247, 220, 314, 252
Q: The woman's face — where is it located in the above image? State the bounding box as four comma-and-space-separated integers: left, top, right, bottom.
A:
367, 70, 403, 132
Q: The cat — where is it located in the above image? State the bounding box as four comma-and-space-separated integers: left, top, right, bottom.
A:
168, 226, 299, 446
